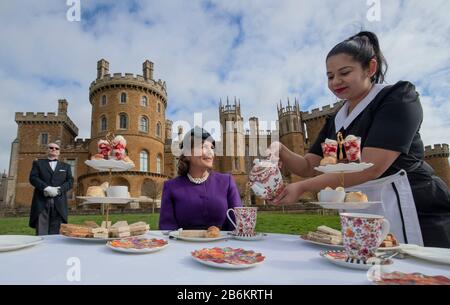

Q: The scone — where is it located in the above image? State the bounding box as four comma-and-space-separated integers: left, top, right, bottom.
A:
86, 186, 105, 197
320, 156, 337, 166
205, 226, 221, 238
345, 191, 368, 202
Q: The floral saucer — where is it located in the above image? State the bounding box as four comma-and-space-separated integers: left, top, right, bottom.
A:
320, 250, 394, 270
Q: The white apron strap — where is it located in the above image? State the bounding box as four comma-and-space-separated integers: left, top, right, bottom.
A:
345, 170, 423, 246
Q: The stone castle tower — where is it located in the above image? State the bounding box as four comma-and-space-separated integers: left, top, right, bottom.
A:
424, 144, 450, 188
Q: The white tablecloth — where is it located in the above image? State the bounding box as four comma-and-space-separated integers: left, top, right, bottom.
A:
1, 231, 449, 285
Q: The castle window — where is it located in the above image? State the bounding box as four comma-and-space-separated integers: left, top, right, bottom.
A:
157, 103, 161, 113
141, 96, 148, 107
120, 92, 127, 104
40, 133, 48, 145
156, 155, 162, 174
139, 116, 149, 132
119, 113, 128, 129
140, 150, 149, 172
101, 95, 107, 106
156, 122, 161, 137
100, 116, 107, 132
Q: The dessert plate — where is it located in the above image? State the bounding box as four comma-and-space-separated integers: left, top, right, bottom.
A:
320, 250, 393, 270
191, 247, 265, 269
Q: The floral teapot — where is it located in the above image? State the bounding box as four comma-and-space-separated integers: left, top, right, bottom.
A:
248, 158, 285, 201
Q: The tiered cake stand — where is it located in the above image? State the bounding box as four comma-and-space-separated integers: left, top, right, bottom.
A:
77, 159, 136, 224
312, 162, 382, 210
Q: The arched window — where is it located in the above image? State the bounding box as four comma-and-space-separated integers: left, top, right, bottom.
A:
141, 96, 148, 107
156, 122, 161, 137
140, 116, 149, 132
157, 103, 161, 113
101, 95, 107, 106
100, 115, 107, 131
120, 92, 127, 104
156, 155, 162, 174
119, 113, 128, 129
140, 150, 149, 172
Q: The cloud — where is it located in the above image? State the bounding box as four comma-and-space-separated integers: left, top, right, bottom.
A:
0, 0, 449, 172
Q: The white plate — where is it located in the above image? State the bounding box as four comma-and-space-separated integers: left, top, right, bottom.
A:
299, 235, 344, 249
85, 159, 134, 172
314, 162, 373, 174
168, 231, 229, 242
230, 232, 266, 241
61, 233, 147, 242
311, 201, 382, 210
77, 196, 136, 204
106, 241, 168, 254
399, 244, 450, 265
0, 235, 43, 252
320, 250, 394, 270
191, 256, 264, 269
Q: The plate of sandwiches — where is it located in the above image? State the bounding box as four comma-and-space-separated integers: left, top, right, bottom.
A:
191, 247, 265, 269
168, 226, 229, 242
106, 237, 169, 254
300, 226, 344, 248
60, 221, 150, 241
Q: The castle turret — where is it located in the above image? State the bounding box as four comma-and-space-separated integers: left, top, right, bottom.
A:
97, 58, 109, 80
425, 144, 450, 188
278, 98, 305, 155
143, 60, 154, 80
218, 97, 245, 173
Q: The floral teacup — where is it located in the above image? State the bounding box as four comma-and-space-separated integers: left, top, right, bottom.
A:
226, 207, 258, 237
340, 213, 390, 262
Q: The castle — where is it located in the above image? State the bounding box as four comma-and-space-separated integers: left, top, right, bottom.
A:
1, 59, 449, 208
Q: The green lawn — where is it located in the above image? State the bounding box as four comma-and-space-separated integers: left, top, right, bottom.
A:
0, 212, 340, 235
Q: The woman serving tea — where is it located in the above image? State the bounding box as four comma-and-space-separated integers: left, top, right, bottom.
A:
268, 31, 450, 248
159, 127, 242, 231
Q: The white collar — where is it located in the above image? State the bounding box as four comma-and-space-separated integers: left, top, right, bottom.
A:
334, 84, 389, 131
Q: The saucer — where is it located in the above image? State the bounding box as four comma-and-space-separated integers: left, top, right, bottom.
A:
320, 250, 394, 270
230, 232, 266, 241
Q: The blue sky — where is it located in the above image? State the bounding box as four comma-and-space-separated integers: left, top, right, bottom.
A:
0, 0, 449, 172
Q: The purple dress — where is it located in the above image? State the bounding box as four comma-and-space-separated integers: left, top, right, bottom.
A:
159, 171, 242, 231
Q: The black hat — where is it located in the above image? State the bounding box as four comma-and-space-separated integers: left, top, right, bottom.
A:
180, 126, 215, 150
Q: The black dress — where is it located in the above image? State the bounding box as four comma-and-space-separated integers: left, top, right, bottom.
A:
309, 81, 450, 248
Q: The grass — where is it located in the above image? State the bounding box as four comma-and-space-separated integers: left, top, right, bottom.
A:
0, 212, 340, 235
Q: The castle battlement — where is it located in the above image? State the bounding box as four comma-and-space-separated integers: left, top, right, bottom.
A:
278, 99, 300, 117
302, 101, 345, 121
424, 143, 449, 159
89, 72, 167, 96
219, 98, 241, 115
15, 112, 78, 136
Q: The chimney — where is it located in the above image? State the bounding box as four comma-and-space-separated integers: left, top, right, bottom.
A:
58, 99, 68, 115
143, 60, 154, 80
165, 120, 173, 140
97, 59, 109, 79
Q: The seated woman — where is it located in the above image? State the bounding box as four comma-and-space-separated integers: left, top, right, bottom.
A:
159, 127, 242, 231
269, 31, 450, 248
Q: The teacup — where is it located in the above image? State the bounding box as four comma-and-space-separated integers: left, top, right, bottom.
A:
226, 207, 257, 236
106, 186, 129, 198
340, 213, 390, 261
248, 158, 284, 201
318, 188, 345, 202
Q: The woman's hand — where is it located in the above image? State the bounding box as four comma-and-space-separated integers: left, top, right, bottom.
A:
266, 141, 284, 165
271, 181, 304, 205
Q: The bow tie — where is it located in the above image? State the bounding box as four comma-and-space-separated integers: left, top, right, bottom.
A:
47, 159, 58, 162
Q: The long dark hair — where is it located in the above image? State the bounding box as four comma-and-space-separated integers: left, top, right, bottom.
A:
326, 31, 388, 83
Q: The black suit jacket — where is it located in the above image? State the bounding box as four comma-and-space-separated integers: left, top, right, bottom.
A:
29, 159, 74, 228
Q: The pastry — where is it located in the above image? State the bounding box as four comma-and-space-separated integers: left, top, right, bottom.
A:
343, 135, 361, 162
320, 156, 337, 166
321, 138, 338, 158
380, 233, 398, 248
205, 226, 221, 238
345, 191, 368, 202
91, 153, 105, 160
86, 186, 105, 197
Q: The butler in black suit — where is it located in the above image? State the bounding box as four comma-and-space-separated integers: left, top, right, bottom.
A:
29, 142, 73, 235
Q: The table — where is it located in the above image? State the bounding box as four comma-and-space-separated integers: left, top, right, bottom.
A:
1, 232, 449, 285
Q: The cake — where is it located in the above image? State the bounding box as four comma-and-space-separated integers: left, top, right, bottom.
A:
380, 233, 398, 248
